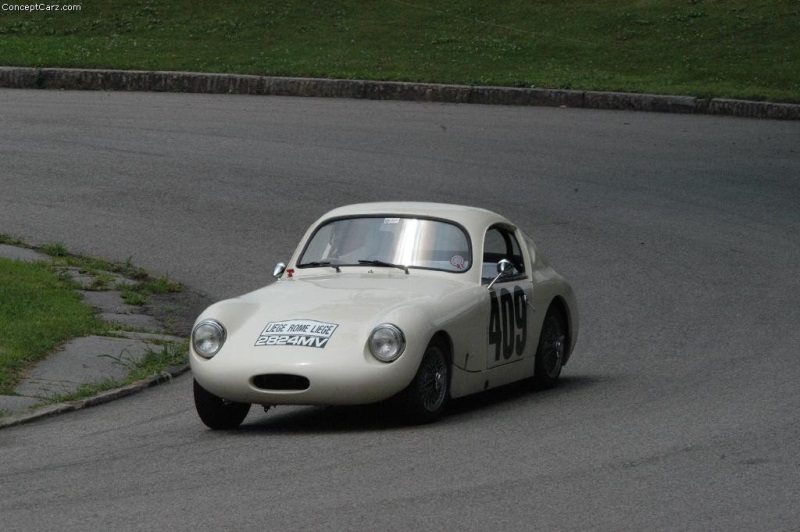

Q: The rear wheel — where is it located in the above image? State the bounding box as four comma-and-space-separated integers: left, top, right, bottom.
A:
398, 343, 450, 424
193, 379, 251, 430
533, 308, 567, 389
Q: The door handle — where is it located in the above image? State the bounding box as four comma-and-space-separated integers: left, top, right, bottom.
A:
523, 294, 536, 313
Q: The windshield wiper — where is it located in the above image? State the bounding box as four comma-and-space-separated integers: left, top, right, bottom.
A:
299, 261, 341, 272
358, 259, 409, 274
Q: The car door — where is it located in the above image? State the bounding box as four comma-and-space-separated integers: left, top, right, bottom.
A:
481, 225, 535, 369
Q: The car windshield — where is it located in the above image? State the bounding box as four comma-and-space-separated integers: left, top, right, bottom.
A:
298, 216, 471, 273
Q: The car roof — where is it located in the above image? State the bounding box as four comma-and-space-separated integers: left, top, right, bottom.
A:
319, 202, 515, 234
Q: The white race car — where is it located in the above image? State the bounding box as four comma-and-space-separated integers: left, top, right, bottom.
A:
190, 202, 579, 429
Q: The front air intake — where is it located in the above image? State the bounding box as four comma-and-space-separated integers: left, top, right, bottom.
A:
252, 374, 310, 391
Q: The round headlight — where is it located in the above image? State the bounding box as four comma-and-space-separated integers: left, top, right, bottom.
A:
368, 324, 406, 362
192, 320, 227, 359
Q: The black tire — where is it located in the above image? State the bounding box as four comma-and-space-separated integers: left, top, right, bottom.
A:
533, 308, 567, 389
397, 343, 450, 424
193, 378, 251, 430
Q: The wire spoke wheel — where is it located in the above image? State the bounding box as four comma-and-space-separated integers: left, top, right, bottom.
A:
534, 309, 567, 388
541, 318, 565, 378
419, 349, 448, 412
399, 343, 450, 423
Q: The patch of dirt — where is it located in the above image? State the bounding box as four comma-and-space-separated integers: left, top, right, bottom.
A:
144, 289, 216, 338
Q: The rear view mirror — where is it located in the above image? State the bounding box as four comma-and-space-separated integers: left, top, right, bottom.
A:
487, 259, 513, 290
496, 259, 513, 275
273, 262, 287, 279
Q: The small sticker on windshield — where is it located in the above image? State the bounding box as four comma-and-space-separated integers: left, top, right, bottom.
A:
384, 218, 400, 224
450, 255, 466, 269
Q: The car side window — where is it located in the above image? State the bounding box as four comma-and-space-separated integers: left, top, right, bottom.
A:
482, 226, 526, 283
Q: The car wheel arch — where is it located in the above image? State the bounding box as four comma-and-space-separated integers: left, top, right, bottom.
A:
429, 330, 453, 362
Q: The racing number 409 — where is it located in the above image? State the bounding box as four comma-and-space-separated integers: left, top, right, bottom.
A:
489, 286, 528, 361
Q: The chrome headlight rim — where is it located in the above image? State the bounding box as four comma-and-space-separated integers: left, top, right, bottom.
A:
192, 319, 227, 359
368, 323, 406, 363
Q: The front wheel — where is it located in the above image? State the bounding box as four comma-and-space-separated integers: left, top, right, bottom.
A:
397, 343, 450, 424
193, 379, 251, 430
533, 308, 567, 389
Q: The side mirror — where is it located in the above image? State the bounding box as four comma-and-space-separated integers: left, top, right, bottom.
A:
496, 259, 513, 275
487, 259, 513, 290
273, 262, 287, 279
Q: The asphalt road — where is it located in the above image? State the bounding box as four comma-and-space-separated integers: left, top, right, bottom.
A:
1, 89, 799, 531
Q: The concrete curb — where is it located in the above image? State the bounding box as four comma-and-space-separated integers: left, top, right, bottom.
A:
1, 66, 798, 120
0, 365, 189, 430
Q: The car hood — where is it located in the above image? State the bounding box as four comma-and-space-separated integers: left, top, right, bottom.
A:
201, 273, 472, 350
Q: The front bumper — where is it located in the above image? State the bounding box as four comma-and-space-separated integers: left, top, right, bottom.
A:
190, 345, 421, 406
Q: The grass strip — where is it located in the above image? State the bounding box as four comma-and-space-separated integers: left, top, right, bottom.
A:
0, 0, 797, 103
0, 236, 185, 398
0, 257, 105, 393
